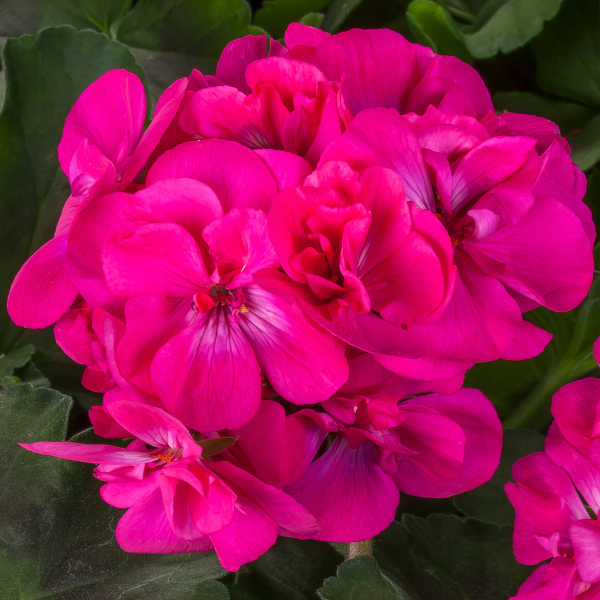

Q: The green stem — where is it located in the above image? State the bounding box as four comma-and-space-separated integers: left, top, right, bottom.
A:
345, 540, 372, 560
503, 356, 594, 430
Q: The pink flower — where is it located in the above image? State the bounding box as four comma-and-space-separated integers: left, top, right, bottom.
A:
230, 355, 501, 542
319, 105, 593, 374
268, 159, 455, 359
20, 400, 320, 571
8, 70, 189, 330
506, 343, 600, 598
66, 142, 347, 431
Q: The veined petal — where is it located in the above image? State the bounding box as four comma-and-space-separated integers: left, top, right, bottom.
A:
19, 441, 153, 465
151, 307, 262, 431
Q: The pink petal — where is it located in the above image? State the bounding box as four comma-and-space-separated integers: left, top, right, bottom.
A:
551, 377, 600, 458
254, 149, 312, 191
179, 84, 288, 150
467, 198, 593, 312
147, 139, 278, 213
376, 352, 471, 382
534, 140, 595, 246
100, 472, 160, 508
320, 108, 434, 210
203, 209, 278, 288
89, 405, 132, 438
546, 423, 600, 515
58, 70, 146, 176
285, 437, 399, 542
451, 137, 537, 212
120, 77, 188, 190
500, 112, 563, 154
215, 35, 268, 94
500, 320, 552, 361
66, 191, 133, 313
54, 305, 94, 365
210, 460, 320, 539
393, 388, 502, 497
570, 519, 600, 584
102, 222, 210, 298
284, 23, 330, 54
506, 452, 588, 565
159, 463, 236, 537
117, 295, 190, 395
19, 441, 152, 465
116, 486, 213, 554
513, 558, 574, 599
106, 401, 201, 461
8, 236, 77, 328
245, 57, 327, 109
208, 494, 278, 571
408, 252, 522, 362
311, 29, 420, 115
239, 284, 348, 404
151, 307, 262, 431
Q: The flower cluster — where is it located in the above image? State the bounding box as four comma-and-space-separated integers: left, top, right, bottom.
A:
10, 24, 594, 569
506, 339, 600, 599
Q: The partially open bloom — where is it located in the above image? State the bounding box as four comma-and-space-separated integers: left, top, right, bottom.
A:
227, 355, 501, 542
20, 401, 320, 571
506, 341, 600, 598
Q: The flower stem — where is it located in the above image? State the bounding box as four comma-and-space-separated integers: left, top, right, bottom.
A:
345, 540, 372, 560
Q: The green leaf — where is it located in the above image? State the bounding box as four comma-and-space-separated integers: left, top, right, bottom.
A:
322, 0, 364, 32
0, 344, 35, 378
374, 514, 534, 600
318, 556, 413, 600
0, 383, 226, 599
570, 114, 600, 171
117, 0, 252, 59
533, 0, 600, 109
406, 0, 471, 62
253, 0, 330, 39
453, 429, 544, 525
226, 537, 342, 599
300, 12, 326, 28
0, 26, 147, 350
45, 0, 132, 34
427, 0, 564, 59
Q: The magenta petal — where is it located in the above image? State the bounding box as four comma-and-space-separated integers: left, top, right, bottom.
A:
116, 486, 213, 554
500, 320, 552, 361
117, 295, 190, 395
570, 520, 600, 584
285, 437, 399, 542
551, 377, 600, 458
203, 209, 278, 288
209, 494, 278, 571
102, 222, 210, 298
239, 284, 348, 404
120, 77, 188, 190
546, 423, 600, 515
376, 352, 471, 382
506, 452, 588, 565
100, 472, 160, 508
393, 389, 502, 497
66, 191, 133, 313
58, 70, 146, 175
151, 307, 262, 431
216, 35, 267, 93
312, 29, 419, 115
451, 137, 537, 212
8, 236, 78, 329
106, 401, 200, 461
409, 252, 522, 362
320, 108, 434, 210
254, 149, 313, 191
159, 464, 236, 537
89, 405, 132, 438
19, 441, 152, 465
147, 139, 278, 213
284, 23, 330, 53
210, 460, 320, 539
